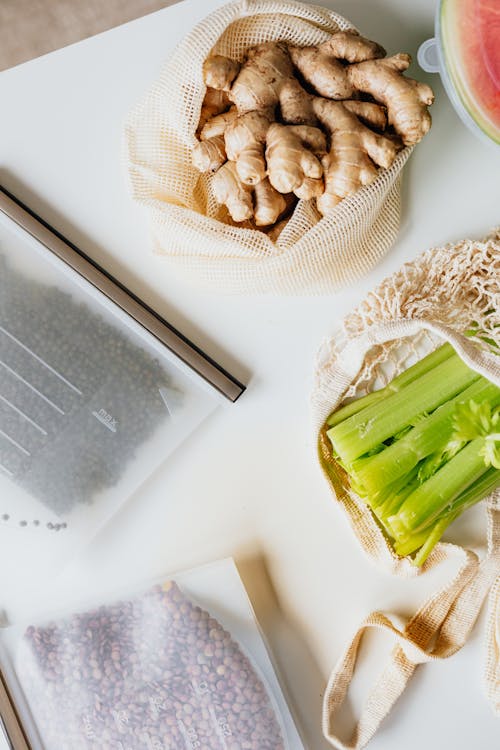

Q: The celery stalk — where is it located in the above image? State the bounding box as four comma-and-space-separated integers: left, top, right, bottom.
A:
394, 468, 500, 566
363, 465, 420, 511
436, 465, 500, 524
393, 438, 490, 535
323, 332, 499, 567
373, 474, 421, 523
406, 468, 500, 565
326, 343, 455, 428
409, 516, 452, 566
356, 378, 500, 493
327, 354, 480, 464
393, 526, 436, 558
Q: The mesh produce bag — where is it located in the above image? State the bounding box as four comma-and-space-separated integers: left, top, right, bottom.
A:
312, 233, 500, 748
124, 0, 412, 295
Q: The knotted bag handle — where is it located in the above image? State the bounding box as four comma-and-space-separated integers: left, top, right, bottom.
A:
323, 509, 500, 749
316, 319, 500, 748
485, 575, 500, 714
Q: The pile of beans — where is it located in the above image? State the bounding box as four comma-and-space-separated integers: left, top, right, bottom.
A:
0, 253, 178, 517
18, 582, 286, 749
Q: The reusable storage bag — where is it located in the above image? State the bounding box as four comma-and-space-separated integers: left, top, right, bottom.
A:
0, 198, 221, 590
124, 0, 411, 295
312, 233, 500, 748
0, 559, 305, 750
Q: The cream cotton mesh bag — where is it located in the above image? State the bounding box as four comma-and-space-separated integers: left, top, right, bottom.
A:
124, 0, 412, 294
312, 233, 500, 748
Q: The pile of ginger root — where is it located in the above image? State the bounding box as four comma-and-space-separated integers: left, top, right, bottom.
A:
192, 29, 434, 235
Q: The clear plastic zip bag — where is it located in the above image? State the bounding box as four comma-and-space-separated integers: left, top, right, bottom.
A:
0, 193, 241, 586
0, 559, 304, 750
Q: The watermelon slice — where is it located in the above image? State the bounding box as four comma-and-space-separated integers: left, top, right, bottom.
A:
441, 0, 500, 144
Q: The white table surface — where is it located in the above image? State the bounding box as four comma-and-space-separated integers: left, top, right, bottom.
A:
0, 1, 499, 748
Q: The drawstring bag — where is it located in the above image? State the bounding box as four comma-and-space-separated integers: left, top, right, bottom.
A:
124, 0, 411, 294
312, 233, 500, 748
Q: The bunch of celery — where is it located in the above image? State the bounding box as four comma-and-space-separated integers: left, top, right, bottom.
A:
326, 343, 500, 566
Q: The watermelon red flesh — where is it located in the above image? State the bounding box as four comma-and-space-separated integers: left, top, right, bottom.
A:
457, 0, 500, 128
478, 0, 500, 89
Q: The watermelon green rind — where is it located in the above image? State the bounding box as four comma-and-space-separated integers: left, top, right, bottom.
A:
440, 0, 500, 145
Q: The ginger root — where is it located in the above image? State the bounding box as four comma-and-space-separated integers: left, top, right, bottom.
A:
226, 42, 294, 113
192, 29, 434, 230
289, 44, 354, 100
313, 98, 401, 213
197, 88, 230, 133
203, 56, 241, 92
266, 124, 326, 195
320, 30, 386, 63
200, 107, 238, 139
224, 110, 273, 185
212, 161, 253, 223
347, 54, 434, 145
288, 31, 385, 100
193, 106, 237, 173
342, 100, 388, 131
254, 178, 287, 226
294, 176, 324, 201
212, 163, 294, 227
192, 135, 227, 173
278, 78, 317, 126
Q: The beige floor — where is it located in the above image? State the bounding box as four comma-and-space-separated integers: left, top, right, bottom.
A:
0, 0, 179, 71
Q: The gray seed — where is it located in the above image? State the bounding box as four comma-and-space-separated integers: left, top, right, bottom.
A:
0, 252, 182, 522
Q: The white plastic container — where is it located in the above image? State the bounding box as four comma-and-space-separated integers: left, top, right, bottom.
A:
418, 0, 500, 147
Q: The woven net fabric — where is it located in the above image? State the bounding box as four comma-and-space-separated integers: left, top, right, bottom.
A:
123, 0, 411, 294
312, 233, 500, 748
316, 231, 500, 408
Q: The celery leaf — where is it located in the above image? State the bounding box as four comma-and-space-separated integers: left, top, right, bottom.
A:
452, 399, 500, 468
